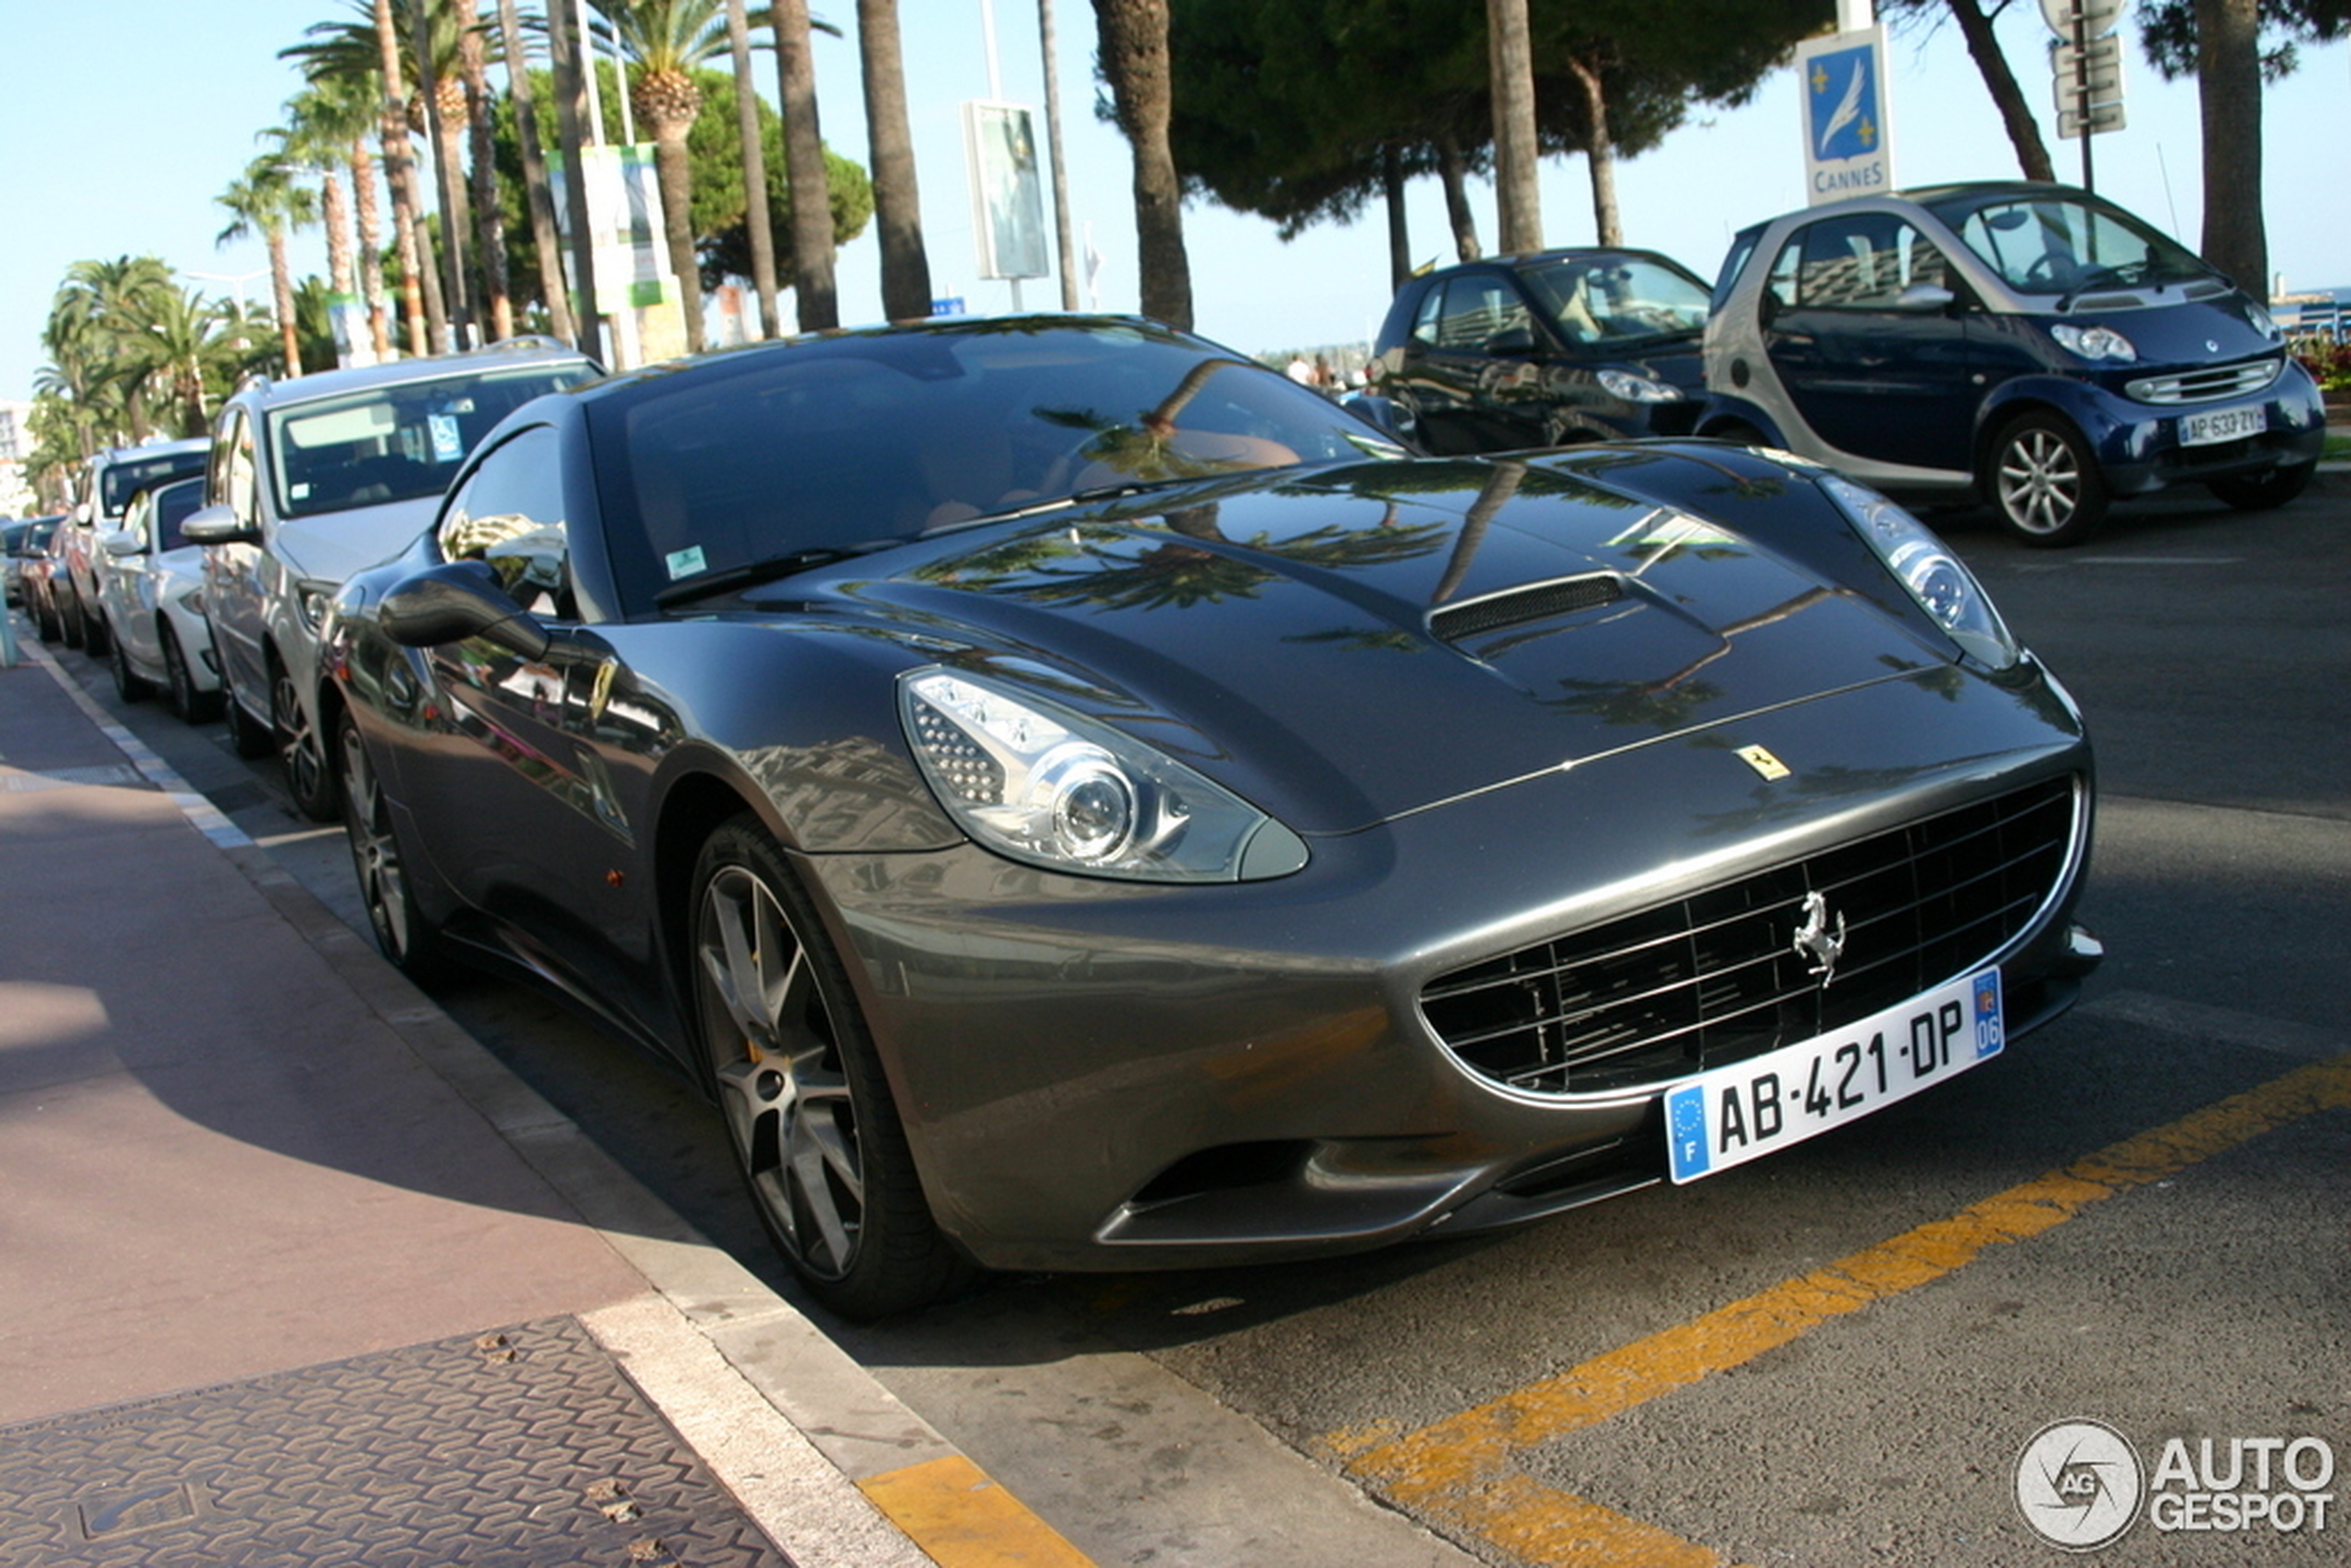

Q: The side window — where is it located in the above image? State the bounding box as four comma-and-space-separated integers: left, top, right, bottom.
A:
438, 426, 576, 620
1408, 284, 1444, 347
1763, 238, 1801, 317
224, 412, 259, 526
1792, 215, 1955, 310
1433, 276, 1534, 351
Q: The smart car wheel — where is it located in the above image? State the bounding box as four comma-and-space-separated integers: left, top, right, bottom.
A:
2206, 461, 2313, 512
108, 624, 149, 703
1988, 412, 2107, 547
689, 817, 968, 1319
338, 711, 446, 979
273, 662, 340, 822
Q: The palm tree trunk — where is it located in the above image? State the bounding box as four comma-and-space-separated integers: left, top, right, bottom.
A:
1039, 0, 1081, 311
415, 1, 474, 348
651, 118, 707, 352
2196, 0, 2267, 292
1437, 131, 1481, 262
545, 0, 603, 364
321, 168, 355, 297
351, 138, 392, 357
858, 0, 933, 322
1382, 144, 1410, 293
268, 230, 301, 378
1092, 0, 1191, 331
726, 0, 778, 339
372, 0, 438, 355
1948, 0, 2054, 182
1565, 55, 1621, 247
496, 0, 576, 345
771, 0, 839, 330
462, 29, 514, 341
1486, 0, 1543, 254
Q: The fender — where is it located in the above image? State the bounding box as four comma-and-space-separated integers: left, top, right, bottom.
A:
1692, 393, 1792, 448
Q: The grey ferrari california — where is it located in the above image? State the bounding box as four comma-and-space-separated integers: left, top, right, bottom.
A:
324, 315, 2100, 1317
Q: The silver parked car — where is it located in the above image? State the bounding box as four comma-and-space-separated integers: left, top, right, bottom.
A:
186, 340, 599, 816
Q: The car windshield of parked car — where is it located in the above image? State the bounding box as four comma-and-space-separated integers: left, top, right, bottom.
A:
99, 449, 206, 516
593, 321, 1407, 613
1931, 193, 2214, 297
1520, 256, 1710, 347
266, 364, 593, 521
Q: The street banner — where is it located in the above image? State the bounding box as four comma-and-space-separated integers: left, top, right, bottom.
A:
963, 102, 1050, 281
1796, 27, 1896, 206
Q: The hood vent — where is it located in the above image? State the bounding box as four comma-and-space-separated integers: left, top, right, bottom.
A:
1431, 574, 1624, 644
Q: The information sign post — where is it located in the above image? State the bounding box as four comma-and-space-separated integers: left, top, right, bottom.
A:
2043, 0, 2126, 193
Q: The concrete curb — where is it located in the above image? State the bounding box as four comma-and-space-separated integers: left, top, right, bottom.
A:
17, 628, 1097, 1568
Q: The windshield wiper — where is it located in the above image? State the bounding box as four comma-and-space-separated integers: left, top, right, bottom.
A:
654, 545, 878, 609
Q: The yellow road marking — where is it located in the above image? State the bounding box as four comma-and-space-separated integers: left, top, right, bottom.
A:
857, 1454, 1099, 1568
1337, 1051, 2351, 1565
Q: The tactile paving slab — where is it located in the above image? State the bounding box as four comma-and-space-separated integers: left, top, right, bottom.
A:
0, 1316, 791, 1568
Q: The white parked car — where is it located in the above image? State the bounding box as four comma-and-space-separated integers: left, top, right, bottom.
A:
184, 341, 599, 817
93, 476, 222, 721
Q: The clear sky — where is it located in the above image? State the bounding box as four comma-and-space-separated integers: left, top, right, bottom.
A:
1, 1, 2344, 409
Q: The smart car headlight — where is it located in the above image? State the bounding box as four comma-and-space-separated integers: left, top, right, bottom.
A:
901, 668, 1308, 882
1596, 369, 1684, 404
1819, 475, 2021, 670
2048, 323, 2136, 363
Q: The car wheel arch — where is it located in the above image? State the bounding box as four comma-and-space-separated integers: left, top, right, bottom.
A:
653, 768, 795, 1076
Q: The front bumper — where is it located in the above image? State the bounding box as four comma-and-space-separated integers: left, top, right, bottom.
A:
804, 663, 2098, 1273
2074, 362, 2328, 497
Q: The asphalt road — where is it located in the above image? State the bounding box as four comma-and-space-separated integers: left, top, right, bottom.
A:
42, 476, 2351, 1568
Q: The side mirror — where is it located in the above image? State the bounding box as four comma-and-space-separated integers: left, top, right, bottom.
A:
181, 503, 261, 547
379, 559, 553, 662
101, 529, 145, 558
1339, 393, 1420, 447
1892, 283, 1957, 314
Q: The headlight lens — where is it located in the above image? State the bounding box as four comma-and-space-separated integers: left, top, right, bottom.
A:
296, 579, 337, 633
2048, 323, 2136, 363
1596, 369, 1683, 404
1819, 475, 2020, 669
901, 668, 1308, 882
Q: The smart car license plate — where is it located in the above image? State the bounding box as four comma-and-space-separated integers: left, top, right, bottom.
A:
1664, 969, 2003, 1183
2179, 404, 2267, 446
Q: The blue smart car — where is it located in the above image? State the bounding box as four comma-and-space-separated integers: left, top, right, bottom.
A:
1698, 182, 2327, 545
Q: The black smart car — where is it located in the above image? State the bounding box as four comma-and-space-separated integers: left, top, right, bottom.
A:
1366, 249, 1712, 454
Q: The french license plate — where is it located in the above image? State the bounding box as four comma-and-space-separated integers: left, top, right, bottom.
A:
1665, 969, 2004, 1184
2179, 404, 2268, 446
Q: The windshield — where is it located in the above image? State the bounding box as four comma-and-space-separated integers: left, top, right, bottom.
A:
1520, 255, 1710, 347
266, 363, 593, 520
1929, 193, 2215, 296
592, 320, 1407, 613
100, 449, 207, 516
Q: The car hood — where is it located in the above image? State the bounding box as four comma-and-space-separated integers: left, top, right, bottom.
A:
822, 458, 1954, 835
2068, 292, 2281, 371
270, 496, 441, 585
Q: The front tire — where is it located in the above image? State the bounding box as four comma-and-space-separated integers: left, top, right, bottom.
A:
221, 673, 275, 758
689, 817, 969, 1319
2207, 461, 2314, 511
273, 661, 340, 821
161, 624, 222, 724
1987, 411, 2108, 547
338, 711, 446, 980
108, 623, 149, 703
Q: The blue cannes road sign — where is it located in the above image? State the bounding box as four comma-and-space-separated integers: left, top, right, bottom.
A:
1797, 28, 1896, 205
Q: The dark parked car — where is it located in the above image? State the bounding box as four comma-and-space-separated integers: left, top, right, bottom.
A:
1699, 181, 2327, 545
1365, 249, 1711, 454
12, 516, 70, 641
327, 316, 2099, 1316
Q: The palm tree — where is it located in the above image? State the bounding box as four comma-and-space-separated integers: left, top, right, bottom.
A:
136, 286, 245, 436
725, 0, 777, 337
275, 93, 366, 365
51, 256, 180, 442
458, 23, 514, 339
1090, 0, 1189, 330
857, 0, 931, 322
595, 0, 732, 352
217, 156, 320, 379
288, 73, 392, 358
765, 0, 839, 330
496, 0, 577, 345
1486, 0, 1543, 253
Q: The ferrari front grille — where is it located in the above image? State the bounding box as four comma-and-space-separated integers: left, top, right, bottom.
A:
1421, 776, 2079, 1097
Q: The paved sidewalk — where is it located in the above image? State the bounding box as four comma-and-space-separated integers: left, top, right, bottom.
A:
0, 644, 1069, 1568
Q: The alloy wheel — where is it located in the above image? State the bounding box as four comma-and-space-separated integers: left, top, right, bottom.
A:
1996, 428, 2082, 537
339, 719, 414, 963
272, 666, 334, 818
695, 865, 865, 1281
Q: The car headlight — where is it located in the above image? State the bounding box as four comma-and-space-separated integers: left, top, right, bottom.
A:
1819, 475, 2021, 670
2048, 323, 2136, 363
2245, 300, 2280, 340
180, 586, 206, 616
296, 579, 338, 633
1596, 369, 1683, 403
900, 667, 1308, 882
